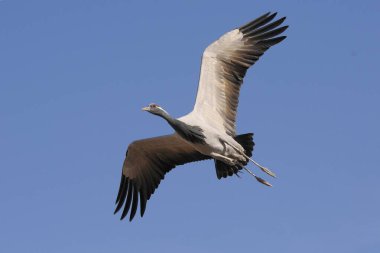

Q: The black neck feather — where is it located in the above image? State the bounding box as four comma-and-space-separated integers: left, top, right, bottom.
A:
157, 111, 206, 144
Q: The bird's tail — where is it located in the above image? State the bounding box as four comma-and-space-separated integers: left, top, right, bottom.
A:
214, 133, 254, 179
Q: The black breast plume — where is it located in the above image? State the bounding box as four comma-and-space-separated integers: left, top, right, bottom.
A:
168, 119, 206, 144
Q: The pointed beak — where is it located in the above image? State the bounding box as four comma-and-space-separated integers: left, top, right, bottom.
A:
142, 107, 149, 111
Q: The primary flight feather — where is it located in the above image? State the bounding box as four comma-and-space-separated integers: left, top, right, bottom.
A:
115, 12, 288, 221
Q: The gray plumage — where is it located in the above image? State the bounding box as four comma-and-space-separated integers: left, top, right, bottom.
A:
167, 119, 206, 144
115, 12, 288, 221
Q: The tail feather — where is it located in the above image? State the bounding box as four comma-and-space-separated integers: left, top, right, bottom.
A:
215, 133, 255, 179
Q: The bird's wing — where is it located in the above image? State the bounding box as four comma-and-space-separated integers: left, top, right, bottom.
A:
114, 134, 210, 221
191, 12, 288, 136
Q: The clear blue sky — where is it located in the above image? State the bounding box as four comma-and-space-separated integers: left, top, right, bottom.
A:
1, 1, 379, 252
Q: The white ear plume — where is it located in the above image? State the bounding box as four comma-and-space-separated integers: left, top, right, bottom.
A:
158, 106, 169, 115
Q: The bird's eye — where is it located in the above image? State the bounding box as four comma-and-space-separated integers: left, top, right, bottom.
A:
150, 104, 156, 108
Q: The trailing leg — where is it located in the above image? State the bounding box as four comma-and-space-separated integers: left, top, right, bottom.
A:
224, 140, 277, 178
214, 133, 254, 179
240, 165, 272, 187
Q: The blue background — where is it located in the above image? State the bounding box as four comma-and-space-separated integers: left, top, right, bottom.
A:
1, 1, 379, 252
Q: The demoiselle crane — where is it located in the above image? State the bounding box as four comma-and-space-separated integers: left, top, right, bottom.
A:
115, 12, 288, 221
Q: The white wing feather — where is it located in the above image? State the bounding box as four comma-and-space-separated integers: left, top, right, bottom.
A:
182, 13, 288, 136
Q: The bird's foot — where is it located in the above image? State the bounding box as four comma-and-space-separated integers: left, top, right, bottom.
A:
240, 165, 273, 187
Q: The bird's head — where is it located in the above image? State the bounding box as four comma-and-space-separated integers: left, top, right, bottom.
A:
142, 103, 168, 116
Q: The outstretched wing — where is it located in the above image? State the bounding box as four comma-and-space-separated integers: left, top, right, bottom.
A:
114, 134, 210, 221
191, 12, 288, 136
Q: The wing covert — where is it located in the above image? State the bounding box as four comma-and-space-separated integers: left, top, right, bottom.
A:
114, 134, 210, 221
191, 12, 288, 136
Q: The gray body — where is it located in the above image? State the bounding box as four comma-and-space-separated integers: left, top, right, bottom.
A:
115, 12, 287, 221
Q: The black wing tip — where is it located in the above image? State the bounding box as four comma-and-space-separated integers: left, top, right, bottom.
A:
262, 11, 273, 18
261, 35, 287, 46
115, 178, 148, 222
114, 177, 128, 215
115, 173, 126, 204
114, 176, 132, 221
120, 212, 127, 220
140, 192, 147, 218
264, 11, 277, 18
269, 12, 278, 18
128, 186, 139, 221
239, 12, 288, 35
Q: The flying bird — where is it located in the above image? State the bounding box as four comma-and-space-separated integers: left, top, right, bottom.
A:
115, 12, 288, 221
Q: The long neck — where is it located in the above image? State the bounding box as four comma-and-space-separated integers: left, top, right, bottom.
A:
156, 110, 206, 144
156, 110, 174, 124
